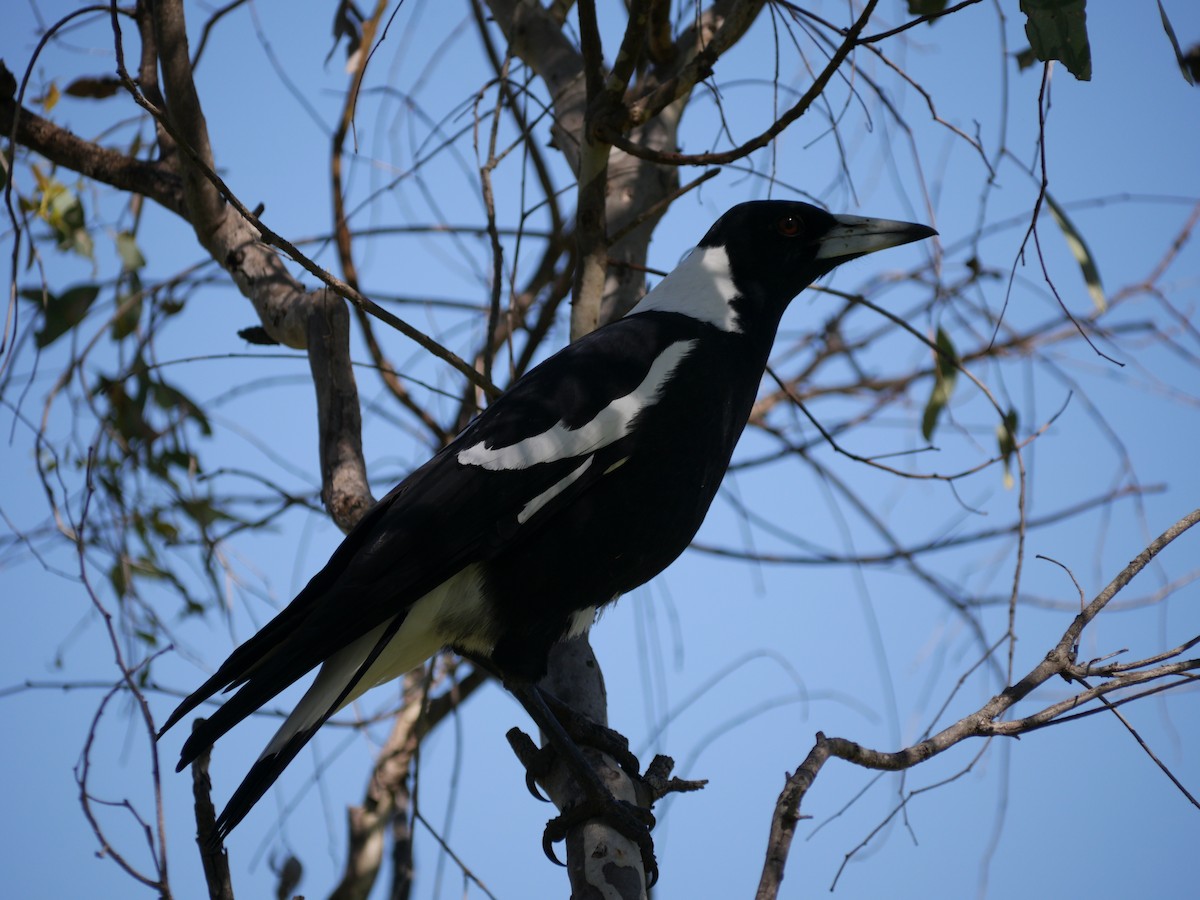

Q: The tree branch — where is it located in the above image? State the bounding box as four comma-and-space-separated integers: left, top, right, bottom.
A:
0, 60, 185, 215
600, 0, 881, 166
331, 666, 489, 900
755, 509, 1200, 899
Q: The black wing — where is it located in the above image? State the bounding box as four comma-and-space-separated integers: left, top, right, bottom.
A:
161, 314, 696, 765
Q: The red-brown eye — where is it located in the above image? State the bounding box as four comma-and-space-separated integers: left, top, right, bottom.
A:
777, 215, 802, 237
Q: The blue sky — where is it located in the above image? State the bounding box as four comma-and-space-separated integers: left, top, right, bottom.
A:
2, 2, 1199, 898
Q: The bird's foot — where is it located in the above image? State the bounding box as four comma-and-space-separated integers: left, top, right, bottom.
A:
504, 696, 641, 802
542, 790, 658, 886
537, 691, 642, 779
504, 682, 703, 887
506, 724, 658, 884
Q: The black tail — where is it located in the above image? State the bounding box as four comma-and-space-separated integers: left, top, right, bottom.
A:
210, 723, 325, 842
200, 613, 409, 837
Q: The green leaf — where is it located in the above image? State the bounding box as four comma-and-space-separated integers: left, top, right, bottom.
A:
1185, 46, 1200, 87
996, 409, 1019, 490
907, 0, 948, 16
64, 75, 123, 99
115, 231, 146, 271
1015, 47, 1039, 71
34, 283, 100, 348
1020, 0, 1092, 81
921, 327, 959, 442
150, 513, 180, 543
109, 561, 128, 599
151, 381, 212, 435
1044, 191, 1106, 312
180, 497, 233, 528
97, 375, 155, 447
113, 271, 143, 340
160, 449, 199, 472
1157, 0, 1196, 86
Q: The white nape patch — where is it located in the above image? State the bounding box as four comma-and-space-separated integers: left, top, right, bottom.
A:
518, 456, 594, 524
259, 566, 488, 760
566, 605, 597, 639
630, 246, 742, 333
458, 340, 697, 471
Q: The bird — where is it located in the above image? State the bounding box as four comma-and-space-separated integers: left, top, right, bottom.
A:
159, 199, 935, 860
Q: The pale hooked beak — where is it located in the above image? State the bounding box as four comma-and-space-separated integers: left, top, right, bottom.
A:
814, 214, 937, 261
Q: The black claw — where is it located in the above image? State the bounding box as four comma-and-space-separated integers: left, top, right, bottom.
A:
541, 828, 567, 867
508, 684, 659, 884
525, 769, 550, 802
542, 797, 658, 885
642, 841, 660, 888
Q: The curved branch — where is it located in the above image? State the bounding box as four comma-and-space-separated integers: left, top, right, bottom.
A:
755, 509, 1200, 900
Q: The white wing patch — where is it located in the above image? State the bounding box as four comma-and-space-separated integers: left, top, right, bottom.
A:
630, 245, 742, 333
457, 339, 698, 471
517, 456, 593, 524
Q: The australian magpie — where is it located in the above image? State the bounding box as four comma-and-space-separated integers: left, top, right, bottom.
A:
160, 200, 935, 860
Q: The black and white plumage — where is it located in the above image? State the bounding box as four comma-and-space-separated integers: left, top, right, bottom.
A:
159, 200, 936, 838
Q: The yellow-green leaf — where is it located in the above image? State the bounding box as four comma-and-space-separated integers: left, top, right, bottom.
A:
116, 231, 146, 271
34, 82, 60, 112
921, 327, 959, 441
1045, 191, 1106, 312
997, 409, 1019, 490
29, 172, 94, 260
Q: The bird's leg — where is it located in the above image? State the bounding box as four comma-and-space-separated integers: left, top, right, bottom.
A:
507, 681, 658, 885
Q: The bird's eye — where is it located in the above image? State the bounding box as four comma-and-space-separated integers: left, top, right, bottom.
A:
777, 215, 802, 237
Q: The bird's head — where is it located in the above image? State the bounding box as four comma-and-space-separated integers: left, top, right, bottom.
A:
701, 199, 936, 325
634, 200, 936, 338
